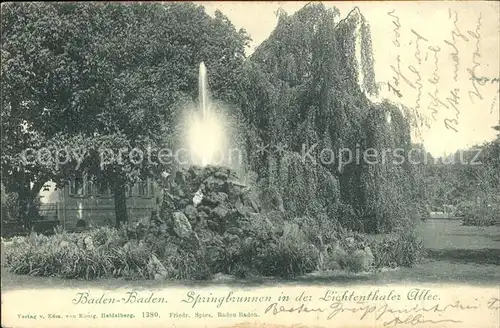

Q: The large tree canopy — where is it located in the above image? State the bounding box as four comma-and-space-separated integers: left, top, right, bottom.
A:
1, 2, 250, 226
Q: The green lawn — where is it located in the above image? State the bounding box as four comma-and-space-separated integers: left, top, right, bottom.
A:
2, 219, 499, 291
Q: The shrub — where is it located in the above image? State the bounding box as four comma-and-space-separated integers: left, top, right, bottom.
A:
88, 226, 124, 247
162, 247, 211, 280
339, 230, 369, 254
139, 223, 169, 258
459, 200, 500, 226
291, 215, 339, 247
5, 228, 152, 280
369, 228, 425, 268
4, 214, 426, 280
345, 251, 367, 273
322, 249, 344, 271
206, 215, 322, 278
256, 222, 319, 277
123, 221, 213, 280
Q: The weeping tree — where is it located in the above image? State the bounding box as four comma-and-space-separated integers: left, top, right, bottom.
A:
236, 4, 422, 232
355, 101, 421, 232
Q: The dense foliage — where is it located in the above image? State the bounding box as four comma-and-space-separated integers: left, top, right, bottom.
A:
4, 164, 426, 280
235, 4, 425, 233
4, 218, 425, 280
424, 136, 500, 226
1, 3, 249, 226
0, 3, 438, 281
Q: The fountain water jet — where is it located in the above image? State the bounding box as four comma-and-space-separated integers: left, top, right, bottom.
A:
186, 62, 227, 167
199, 62, 210, 120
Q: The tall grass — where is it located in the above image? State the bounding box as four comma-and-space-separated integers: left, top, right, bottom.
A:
4, 216, 426, 280
369, 228, 426, 268
5, 228, 151, 279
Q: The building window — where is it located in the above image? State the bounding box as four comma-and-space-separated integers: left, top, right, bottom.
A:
69, 174, 95, 196
126, 184, 135, 197
97, 181, 111, 197
138, 180, 148, 197
148, 179, 155, 196
69, 175, 84, 196
86, 179, 93, 196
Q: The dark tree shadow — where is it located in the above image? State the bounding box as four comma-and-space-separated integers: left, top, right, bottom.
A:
426, 248, 500, 265
445, 233, 500, 243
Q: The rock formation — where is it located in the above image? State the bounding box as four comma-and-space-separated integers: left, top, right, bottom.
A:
155, 165, 262, 274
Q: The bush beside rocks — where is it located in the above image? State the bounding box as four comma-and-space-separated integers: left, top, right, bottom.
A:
4, 165, 426, 280
369, 229, 426, 269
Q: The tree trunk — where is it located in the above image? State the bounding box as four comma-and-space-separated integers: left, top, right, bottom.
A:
17, 183, 42, 231
18, 192, 30, 229
113, 181, 128, 229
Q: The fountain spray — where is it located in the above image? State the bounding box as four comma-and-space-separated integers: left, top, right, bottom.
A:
199, 62, 210, 120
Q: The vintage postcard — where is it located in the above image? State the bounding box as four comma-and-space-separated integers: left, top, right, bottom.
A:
1, 1, 499, 328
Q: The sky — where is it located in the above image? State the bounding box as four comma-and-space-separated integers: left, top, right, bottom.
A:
199, 1, 500, 157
